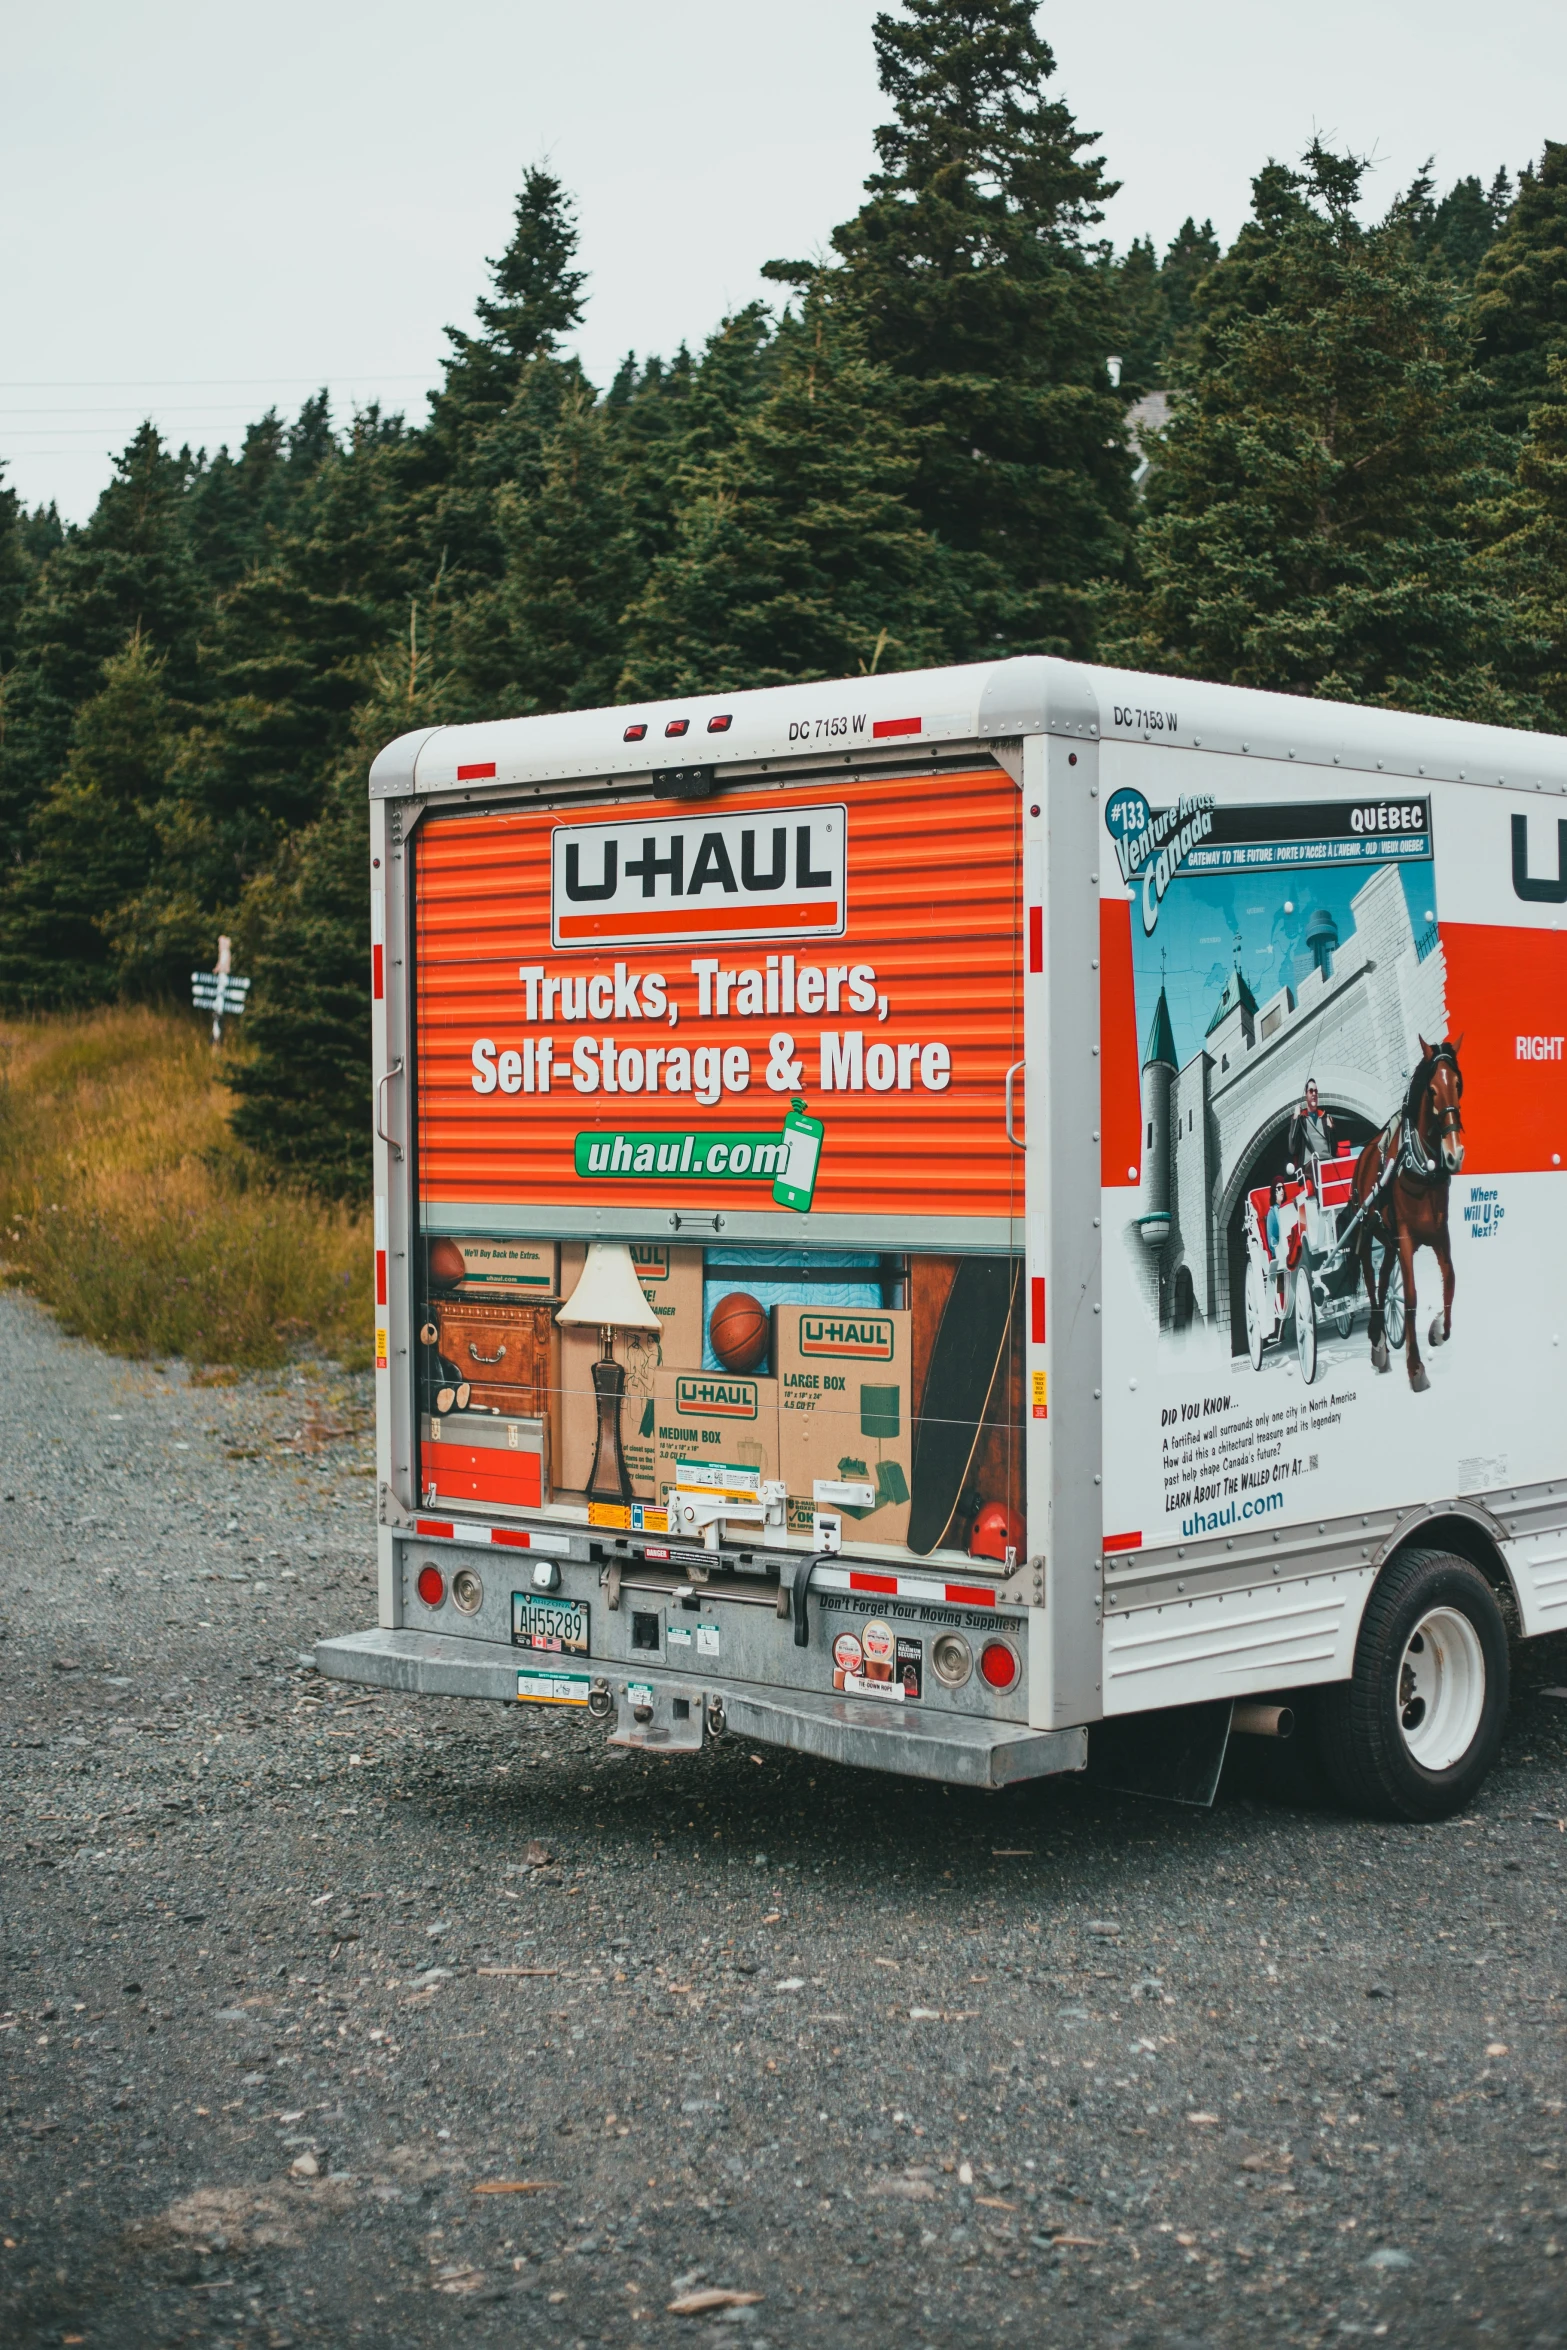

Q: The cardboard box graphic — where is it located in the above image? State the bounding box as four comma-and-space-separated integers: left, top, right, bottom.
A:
653, 1368, 780, 1507
556, 1244, 705, 1496
774, 1307, 913, 1547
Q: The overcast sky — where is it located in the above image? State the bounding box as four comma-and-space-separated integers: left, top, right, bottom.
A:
6, 0, 1564, 522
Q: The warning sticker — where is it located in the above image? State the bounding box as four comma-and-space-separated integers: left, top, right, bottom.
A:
516, 1668, 592, 1706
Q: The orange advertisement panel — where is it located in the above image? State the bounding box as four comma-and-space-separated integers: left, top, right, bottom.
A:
1439, 922, 1567, 1174
415, 768, 1021, 1225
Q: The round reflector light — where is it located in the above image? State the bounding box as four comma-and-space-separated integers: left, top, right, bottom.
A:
451, 1567, 483, 1614
979, 1638, 1019, 1691
416, 1564, 445, 1608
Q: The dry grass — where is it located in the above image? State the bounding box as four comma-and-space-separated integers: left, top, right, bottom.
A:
0, 1008, 371, 1370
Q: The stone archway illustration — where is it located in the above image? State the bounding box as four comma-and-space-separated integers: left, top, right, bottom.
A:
1217, 1083, 1383, 1356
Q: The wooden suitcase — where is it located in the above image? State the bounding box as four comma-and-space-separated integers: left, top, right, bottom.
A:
428, 1299, 558, 1424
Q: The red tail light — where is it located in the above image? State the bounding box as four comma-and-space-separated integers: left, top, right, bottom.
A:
707, 714, 732, 733
416, 1565, 446, 1608
979, 1639, 1019, 1691
623, 723, 648, 742
664, 718, 690, 737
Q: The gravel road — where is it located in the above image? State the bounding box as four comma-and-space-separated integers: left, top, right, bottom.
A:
3, 1286, 1566, 2350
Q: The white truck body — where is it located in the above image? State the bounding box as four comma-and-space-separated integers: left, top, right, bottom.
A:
318, 656, 1567, 1806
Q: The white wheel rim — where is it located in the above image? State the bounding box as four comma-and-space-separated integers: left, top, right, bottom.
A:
1397, 1606, 1485, 1770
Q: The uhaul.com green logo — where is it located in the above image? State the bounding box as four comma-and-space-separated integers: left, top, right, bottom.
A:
574, 1130, 786, 1180
798, 1314, 895, 1361
674, 1375, 759, 1420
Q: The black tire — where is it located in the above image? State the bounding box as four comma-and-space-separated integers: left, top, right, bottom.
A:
1316, 1548, 1509, 1821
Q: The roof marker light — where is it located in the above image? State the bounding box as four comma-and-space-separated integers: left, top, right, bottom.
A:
623, 722, 648, 742
707, 714, 732, 734
665, 718, 690, 738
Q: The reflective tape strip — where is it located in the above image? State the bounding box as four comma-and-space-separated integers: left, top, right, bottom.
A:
812, 1565, 999, 1608
411, 1518, 571, 1557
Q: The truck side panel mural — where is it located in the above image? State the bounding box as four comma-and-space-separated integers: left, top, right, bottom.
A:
1100, 751, 1567, 1556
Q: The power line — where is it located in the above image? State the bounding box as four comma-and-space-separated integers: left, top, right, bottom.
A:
0, 373, 439, 389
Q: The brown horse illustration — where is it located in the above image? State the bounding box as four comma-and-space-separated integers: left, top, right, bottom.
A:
1351, 1037, 1464, 1392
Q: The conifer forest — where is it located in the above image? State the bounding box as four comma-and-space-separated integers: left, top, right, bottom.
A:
3, 0, 1566, 1198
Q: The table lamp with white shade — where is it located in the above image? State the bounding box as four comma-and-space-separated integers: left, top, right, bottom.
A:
555, 1243, 662, 1503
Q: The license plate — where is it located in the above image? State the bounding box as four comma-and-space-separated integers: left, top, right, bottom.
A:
511, 1592, 590, 1655
517, 1667, 591, 1706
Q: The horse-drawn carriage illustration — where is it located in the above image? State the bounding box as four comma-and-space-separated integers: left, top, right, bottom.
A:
1241, 1039, 1463, 1391
1242, 1142, 1404, 1386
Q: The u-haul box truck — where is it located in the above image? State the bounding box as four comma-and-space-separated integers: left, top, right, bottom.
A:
319, 656, 1567, 1819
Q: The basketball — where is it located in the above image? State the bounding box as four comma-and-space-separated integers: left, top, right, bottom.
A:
709, 1291, 768, 1372
428, 1238, 467, 1287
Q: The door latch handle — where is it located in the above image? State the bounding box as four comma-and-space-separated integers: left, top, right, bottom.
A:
1004, 1059, 1025, 1150
376, 1060, 404, 1159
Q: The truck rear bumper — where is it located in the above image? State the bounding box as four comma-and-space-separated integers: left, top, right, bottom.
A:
315, 1627, 1086, 1790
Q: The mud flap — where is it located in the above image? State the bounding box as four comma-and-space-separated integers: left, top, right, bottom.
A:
1086, 1699, 1234, 1807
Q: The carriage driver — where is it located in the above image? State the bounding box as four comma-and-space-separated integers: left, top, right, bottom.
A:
1288, 1078, 1336, 1182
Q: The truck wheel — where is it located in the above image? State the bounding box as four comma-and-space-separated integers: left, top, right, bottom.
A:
1316, 1549, 1508, 1820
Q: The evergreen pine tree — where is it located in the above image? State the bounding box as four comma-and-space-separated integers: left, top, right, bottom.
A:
1110, 143, 1539, 721
432, 168, 587, 443
157, 408, 421, 900
0, 426, 203, 835
18, 500, 64, 573
185, 393, 336, 592
454, 381, 646, 715
603, 343, 696, 570
1482, 353, 1567, 725
1157, 216, 1222, 353
799, 0, 1133, 653
1110, 218, 1219, 397
620, 302, 953, 696
1408, 168, 1513, 280
1471, 144, 1567, 434
0, 467, 29, 680
228, 651, 460, 1197
1110, 236, 1164, 399
417, 169, 590, 589
0, 636, 176, 1007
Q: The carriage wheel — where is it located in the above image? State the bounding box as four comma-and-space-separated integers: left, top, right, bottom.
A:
1245, 1260, 1266, 1370
1383, 1254, 1406, 1350
1333, 1296, 1355, 1339
1295, 1261, 1318, 1385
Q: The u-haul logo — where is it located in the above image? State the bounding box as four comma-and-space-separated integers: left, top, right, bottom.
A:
630, 1244, 669, 1281
673, 1375, 759, 1420
798, 1314, 895, 1361
551, 804, 846, 950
